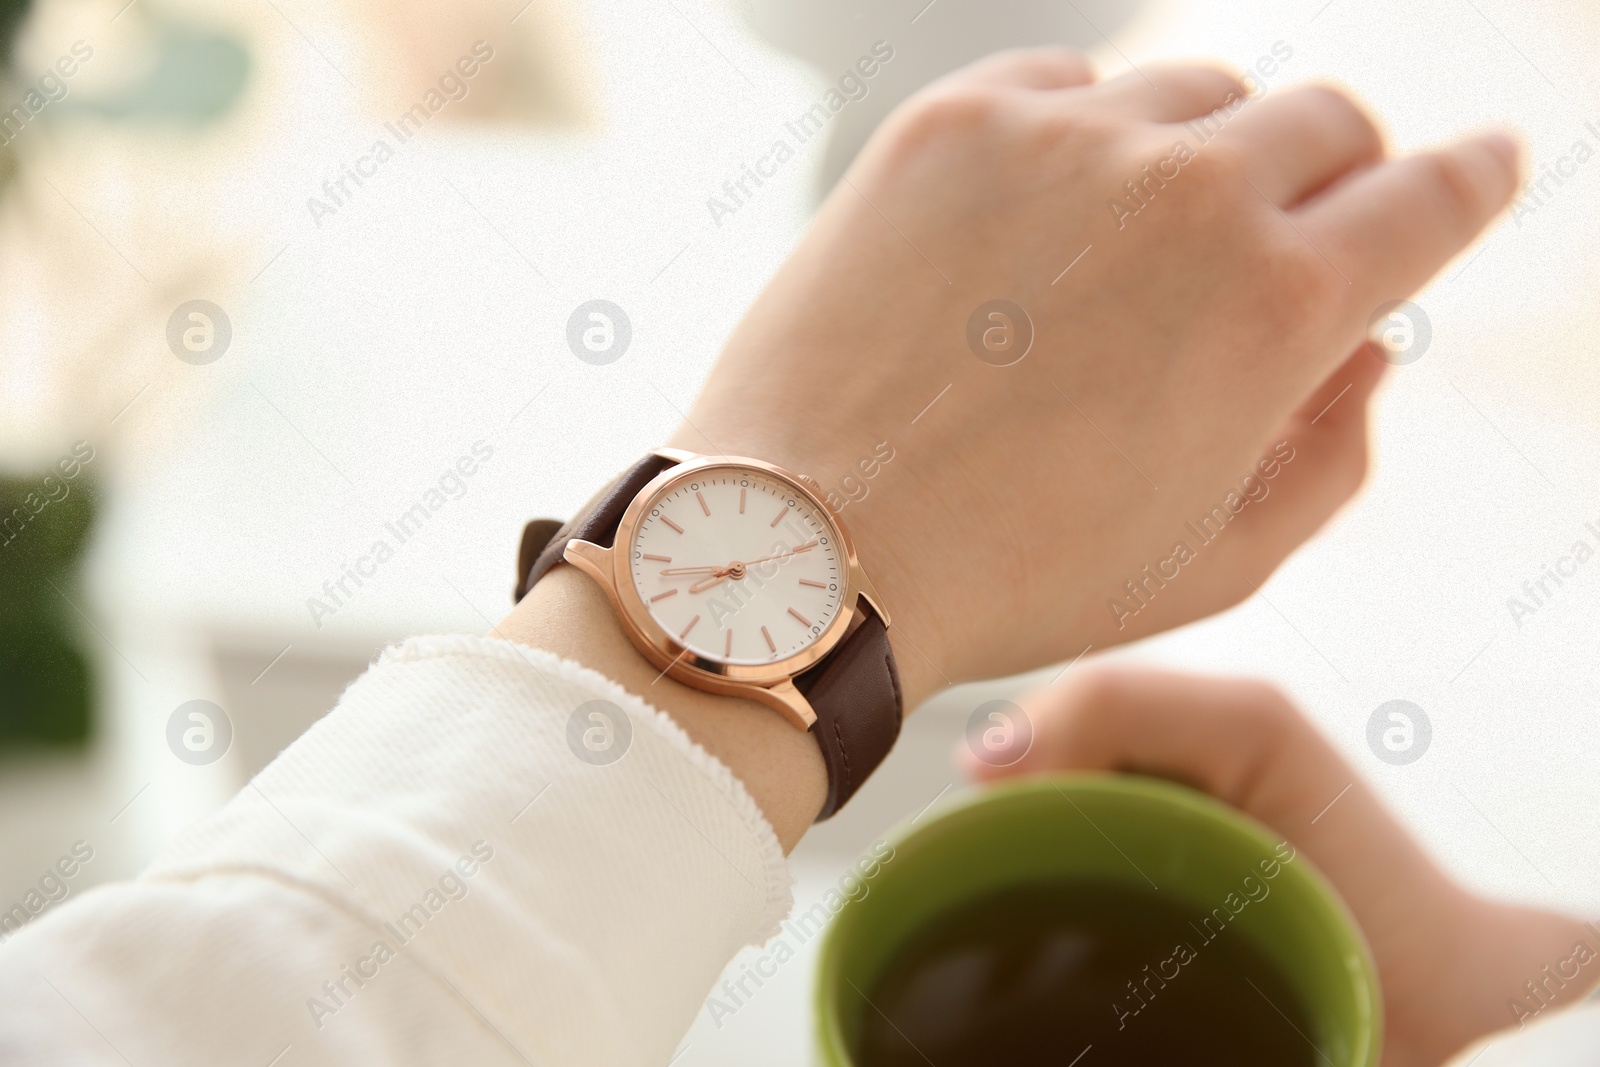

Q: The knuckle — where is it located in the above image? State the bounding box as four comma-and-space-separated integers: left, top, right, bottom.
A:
875, 85, 1116, 184
884, 85, 1007, 156
1296, 81, 1358, 116
1214, 72, 1254, 108
1307, 84, 1384, 159
1150, 62, 1249, 107
1028, 45, 1093, 81
985, 44, 1084, 74
1301, 82, 1369, 124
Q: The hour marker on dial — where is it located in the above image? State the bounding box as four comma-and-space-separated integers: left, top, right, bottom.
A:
643, 553, 671, 563
679, 615, 700, 640
799, 578, 827, 589
662, 516, 684, 534
770, 506, 786, 528
761, 626, 776, 653
739, 488, 746, 514
788, 607, 812, 628
650, 589, 678, 603
696, 491, 710, 516
724, 629, 733, 657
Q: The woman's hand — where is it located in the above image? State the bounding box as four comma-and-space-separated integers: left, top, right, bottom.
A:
675, 48, 1519, 706
968, 667, 1594, 1067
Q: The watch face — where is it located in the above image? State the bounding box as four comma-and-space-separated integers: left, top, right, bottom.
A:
626, 466, 846, 666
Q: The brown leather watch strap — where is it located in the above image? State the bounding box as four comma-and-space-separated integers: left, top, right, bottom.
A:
514, 453, 677, 603
513, 453, 902, 821
795, 599, 902, 820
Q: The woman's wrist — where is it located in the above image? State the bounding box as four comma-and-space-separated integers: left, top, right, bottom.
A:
659, 423, 988, 712
498, 563, 827, 849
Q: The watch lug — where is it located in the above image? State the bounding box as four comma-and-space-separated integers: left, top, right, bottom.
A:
756, 679, 818, 731
851, 565, 891, 629
563, 539, 613, 585
651, 447, 701, 465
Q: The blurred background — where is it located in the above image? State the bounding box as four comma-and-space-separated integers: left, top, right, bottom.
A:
0, 0, 1598, 1062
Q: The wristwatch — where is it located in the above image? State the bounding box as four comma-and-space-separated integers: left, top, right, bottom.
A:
514, 448, 902, 819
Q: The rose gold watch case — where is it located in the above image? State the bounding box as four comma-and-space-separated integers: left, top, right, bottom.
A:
562, 449, 889, 731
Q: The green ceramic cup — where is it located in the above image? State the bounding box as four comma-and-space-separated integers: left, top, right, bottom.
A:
815, 773, 1381, 1065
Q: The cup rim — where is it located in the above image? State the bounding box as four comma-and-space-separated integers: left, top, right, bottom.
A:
812, 772, 1382, 1066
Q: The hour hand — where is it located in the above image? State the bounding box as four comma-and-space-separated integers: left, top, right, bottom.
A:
659, 565, 724, 576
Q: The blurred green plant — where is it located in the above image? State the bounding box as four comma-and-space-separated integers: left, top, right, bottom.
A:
0, 1, 95, 750
0, 0, 251, 752
0, 0, 29, 66
64, 23, 249, 125
0, 476, 96, 746
1, 0, 249, 127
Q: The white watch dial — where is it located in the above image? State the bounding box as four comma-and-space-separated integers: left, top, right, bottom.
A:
628, 469, 845, 666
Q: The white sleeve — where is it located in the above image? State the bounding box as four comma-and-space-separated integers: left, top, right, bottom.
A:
0, 635, 793, 1067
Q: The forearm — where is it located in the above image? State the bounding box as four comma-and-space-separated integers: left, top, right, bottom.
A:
2, 629, 792, 1066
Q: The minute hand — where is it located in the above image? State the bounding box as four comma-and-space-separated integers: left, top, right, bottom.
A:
661, 541, 819, 579
739, 540, 818, 568
683, 542, 822, 594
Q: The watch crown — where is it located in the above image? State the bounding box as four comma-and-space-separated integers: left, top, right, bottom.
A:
797, 474, 826, 498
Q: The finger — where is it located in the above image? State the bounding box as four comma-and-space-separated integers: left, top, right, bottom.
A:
965, 668, 1461, 927
1219, 84, 1385, 207
1088, 62, 1249, 122
1064, 346, 1387, 644
968, 668, 1328, 811
1287, 339, 1389, 431
959, 47, 1095, 90
1188, 342, 1387, 566
966, 667, 1371, 853
1216, 341, 1387, 549
1298, 132, 1521, 313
